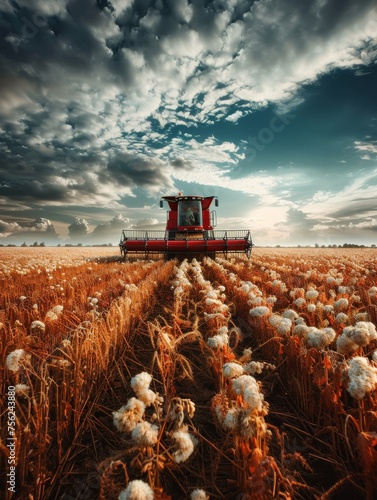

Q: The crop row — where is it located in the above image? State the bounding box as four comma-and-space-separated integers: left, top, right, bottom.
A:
1, 248, 377, 499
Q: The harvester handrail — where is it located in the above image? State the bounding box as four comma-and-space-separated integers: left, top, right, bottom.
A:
120, 229, 251, 241
120, 229, 168, 240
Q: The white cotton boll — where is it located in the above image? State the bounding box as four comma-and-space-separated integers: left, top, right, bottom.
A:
336, 333, 359, 356
118, 479, 154, 500
342, 325, 367, 347
356, 322, 377, 341
307, 304, 316, 313
239, 412, 268, 439
247, 295, 256, 305
334, 298, 348, 310
131, 372, 152, 395
221, 407, 239, 430
346, 356, 377, 400
241, 348, 253, 362
6, 349, 31, 373
372, 350, 377, 362
217, 326, 228, 336
294, 324, 309, 338
307, 327, 335, 349
269, 314, 282, 328
207, 333, 229, 350
171, 428, 198, 463
205, 298, 222, 307
335, 313, 349, 324
283, 309, 299, 321
305, 289, 319, 300
295, 317, 306, 325
223, 362, 244, 379
354, 312, 368, 322
368, 286, 377, 298
204, 312, 224, 320
249, 296, 263, 306
306, 328, 322, 348
277, 318, 292, 335
232, 375, 264, 412
322, 327, 336, 344
15, 383, 30, 395
266, 295, 277, 304
244, 361, 264, 375
323, 305, 334, 314
326, 276, 336, 284
131, 421, 159, 447
249, 306, 269, 317
45, 305, 64, 321
112, 397, 146, 433
139, 388, 158, 406
191, 489, 209, 500
338, 286, 347, 294
30, 320, 46, 333
293, 297, 306, 308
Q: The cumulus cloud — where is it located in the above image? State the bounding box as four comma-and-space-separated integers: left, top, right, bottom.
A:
68, 217, 90, 241
0, 219, 22, 237
90, 214, 131, 242
0, 217, 60, 244
133, 218, 159, 227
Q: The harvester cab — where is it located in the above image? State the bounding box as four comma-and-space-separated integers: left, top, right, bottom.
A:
119, 194, 252, 260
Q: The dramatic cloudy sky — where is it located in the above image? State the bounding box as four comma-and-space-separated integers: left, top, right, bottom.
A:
1, 0, 377, 246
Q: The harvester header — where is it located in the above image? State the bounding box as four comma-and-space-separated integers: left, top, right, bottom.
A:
119, 194, 252, 259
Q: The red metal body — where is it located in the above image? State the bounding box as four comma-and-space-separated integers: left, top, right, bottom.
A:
119, 195, 252, 259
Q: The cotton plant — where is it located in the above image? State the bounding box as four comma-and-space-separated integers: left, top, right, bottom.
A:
45, 305, 64, 321
113, 372, 198, 496
5, 349, 31, 373
293, 324, 336, 350
118, 479, 154, 500
206, 326, 230, 350
190, 490, 209, 500
211, 340, 275, 454
344, 356, 377, 400
268, 314, 293, 336
337, 322, 377, 356
30, 320, 46, 334
212, 368, 270, 446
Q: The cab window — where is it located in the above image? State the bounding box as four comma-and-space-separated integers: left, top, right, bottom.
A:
178, 200, 202, 226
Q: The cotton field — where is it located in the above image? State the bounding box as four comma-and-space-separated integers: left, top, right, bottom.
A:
1, 246, 377, 499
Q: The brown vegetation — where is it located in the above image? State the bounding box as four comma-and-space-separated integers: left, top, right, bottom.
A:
1, 247, 377, 499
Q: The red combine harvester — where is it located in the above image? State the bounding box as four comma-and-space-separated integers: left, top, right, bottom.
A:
119, 194, 253, 260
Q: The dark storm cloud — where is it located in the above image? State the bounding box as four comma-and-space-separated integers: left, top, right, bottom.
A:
0, 176, 67, 202
105, 152, 174, 191
327, 197, 377, 219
